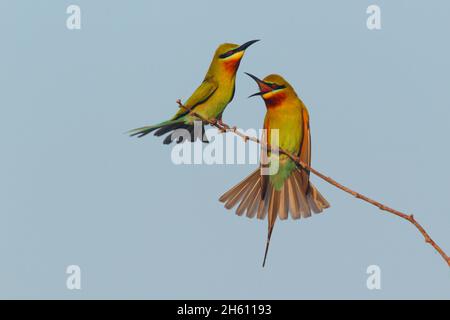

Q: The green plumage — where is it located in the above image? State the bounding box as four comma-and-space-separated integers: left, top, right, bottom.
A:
269, 158, 296, 190
129, 41, 259, 144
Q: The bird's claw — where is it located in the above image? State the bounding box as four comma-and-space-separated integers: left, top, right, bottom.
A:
218, 120, 230, 130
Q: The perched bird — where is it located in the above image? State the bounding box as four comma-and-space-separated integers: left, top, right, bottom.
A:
129, 40, 260, 144
219, 73, 330, 267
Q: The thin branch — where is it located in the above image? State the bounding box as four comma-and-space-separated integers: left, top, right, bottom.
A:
176, 99, 450, 267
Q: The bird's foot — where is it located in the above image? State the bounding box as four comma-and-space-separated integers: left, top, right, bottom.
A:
210, 119, 225, 133
217, 119, 229, 128
217, 119, 230, 133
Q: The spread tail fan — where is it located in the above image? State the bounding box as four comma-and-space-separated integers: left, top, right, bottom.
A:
219, 167, 330, 267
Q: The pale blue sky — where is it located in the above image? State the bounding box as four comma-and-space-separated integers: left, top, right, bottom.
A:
1, 0, 450, 299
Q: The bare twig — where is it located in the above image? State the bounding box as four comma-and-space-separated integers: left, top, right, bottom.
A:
176, 99, 450, 267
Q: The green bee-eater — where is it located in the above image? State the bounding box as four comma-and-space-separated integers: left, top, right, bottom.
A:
219, 73, 330, 267
129, 40, 259, 144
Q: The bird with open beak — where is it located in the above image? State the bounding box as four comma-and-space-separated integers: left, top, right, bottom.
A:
219, 73, 330, 267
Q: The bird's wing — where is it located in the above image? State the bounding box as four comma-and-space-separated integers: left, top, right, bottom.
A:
297, 107, 311, 193
171, 79, 218, 120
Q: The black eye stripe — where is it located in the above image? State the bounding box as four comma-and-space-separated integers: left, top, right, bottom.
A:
219, 50, 237, 59
265, 82, 285, 90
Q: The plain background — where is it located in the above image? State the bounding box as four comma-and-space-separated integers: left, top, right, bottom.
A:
1, 0, 450, 299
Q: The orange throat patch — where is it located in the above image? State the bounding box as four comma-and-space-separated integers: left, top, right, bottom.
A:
222, 51, 244, 74
263, 91, 287, 108
224, 58, 242, 74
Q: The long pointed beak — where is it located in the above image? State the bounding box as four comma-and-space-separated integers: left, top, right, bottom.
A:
248, 91, 264, 98
245, 72, 273, 98
235, 39, 260, 52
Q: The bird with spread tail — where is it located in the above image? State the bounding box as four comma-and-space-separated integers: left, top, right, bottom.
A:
219, 73, 330, 267
129, 40, 260, 144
